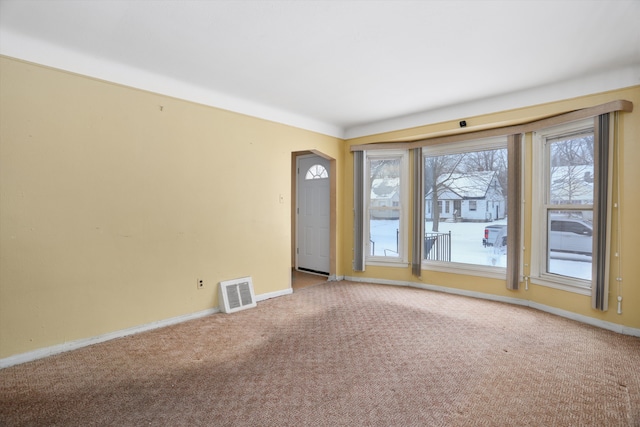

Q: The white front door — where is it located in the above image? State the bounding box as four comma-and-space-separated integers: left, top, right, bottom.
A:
297, 155, 330, 275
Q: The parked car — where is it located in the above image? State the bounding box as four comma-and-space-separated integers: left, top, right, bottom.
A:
482, 224, 507, 247
488, 229, 508, 266
548, 216, 593, 256
487, 215, 592, 266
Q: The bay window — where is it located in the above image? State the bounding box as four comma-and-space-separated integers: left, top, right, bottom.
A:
352, 100, 629, 305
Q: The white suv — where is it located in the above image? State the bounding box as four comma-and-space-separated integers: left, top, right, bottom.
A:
548, 216, 592, 256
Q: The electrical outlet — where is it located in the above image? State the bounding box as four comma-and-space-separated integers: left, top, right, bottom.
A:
197, 279, 204, 289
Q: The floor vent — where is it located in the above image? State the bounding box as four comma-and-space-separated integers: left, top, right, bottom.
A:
219, 277, 256, 313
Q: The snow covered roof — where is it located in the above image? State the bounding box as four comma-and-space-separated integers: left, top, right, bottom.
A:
371, 177, 399, 200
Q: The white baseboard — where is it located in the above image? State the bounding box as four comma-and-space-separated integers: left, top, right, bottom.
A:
344, 275, 640, 338
0, 289, 293, 369
0, 307, 220, 369
0, 287, 293, 369
3, 280, 637, 369
256, 288, 293, 301
526, 301, 640, 337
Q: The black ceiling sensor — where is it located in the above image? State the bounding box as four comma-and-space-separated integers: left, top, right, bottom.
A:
459, 120, 467, 127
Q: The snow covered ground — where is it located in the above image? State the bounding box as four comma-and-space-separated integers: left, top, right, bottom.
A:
369, 218, 592, 279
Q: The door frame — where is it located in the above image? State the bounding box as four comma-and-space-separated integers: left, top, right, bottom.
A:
292, 150, 336, 279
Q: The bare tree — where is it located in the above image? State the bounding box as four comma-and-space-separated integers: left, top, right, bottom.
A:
549, 135, 594, 204
424, 154, 465, 232
463, 149, 500, 172
368, 159, 398, 186
551, 135, 593, 167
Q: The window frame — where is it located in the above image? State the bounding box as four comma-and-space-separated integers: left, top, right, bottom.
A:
530, 118, 595, 294
422, 137, 510, 279
364, 149, 409, 266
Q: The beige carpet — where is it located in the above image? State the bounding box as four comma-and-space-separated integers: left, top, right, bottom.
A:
1, 281, 639, 426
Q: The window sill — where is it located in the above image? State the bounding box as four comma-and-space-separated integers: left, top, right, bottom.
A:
422, 261, 507, 280
366, 259, 409, 268
530, 277, 591, 296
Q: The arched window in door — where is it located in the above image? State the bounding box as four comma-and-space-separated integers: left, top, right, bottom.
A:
305, 164, 328, 180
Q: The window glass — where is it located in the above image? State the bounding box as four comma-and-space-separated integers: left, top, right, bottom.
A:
424, 143, 508, 267
546, 211, 593, 280
305, 164, 328, 180
543, 129, 594, 281
366, 153, 406, 260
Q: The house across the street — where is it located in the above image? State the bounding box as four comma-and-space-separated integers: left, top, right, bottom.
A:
426, 171, 505, 222
370, 177, 400, 219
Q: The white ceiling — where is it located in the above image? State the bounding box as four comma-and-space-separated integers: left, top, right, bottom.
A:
1, 0, 639, 138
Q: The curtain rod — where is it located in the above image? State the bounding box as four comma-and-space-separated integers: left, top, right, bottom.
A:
350, 100, 633, 152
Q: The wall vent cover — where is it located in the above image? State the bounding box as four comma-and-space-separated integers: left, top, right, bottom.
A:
218, 277, 256, 313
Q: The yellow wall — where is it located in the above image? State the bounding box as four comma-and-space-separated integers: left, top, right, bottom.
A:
2, 53, 638, 362
0, 56, 343, 358
343, 86, 640, 331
